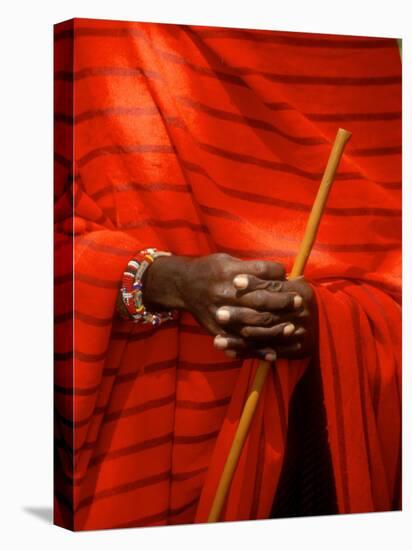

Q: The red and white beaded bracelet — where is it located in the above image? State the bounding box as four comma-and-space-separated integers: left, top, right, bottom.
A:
120, 248, 178, 327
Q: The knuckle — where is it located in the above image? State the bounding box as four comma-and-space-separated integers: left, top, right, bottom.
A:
295, 280, 313, 301
271, 313, 281, 324
268, 280, 283, 292
254, 261, 267, 277
210, 283, 225, 302
260, 312, 275, 326
269, 325, 281, 336
220, 266, 232, 279
240, 326, 253, 338
253, 290, 267, 308
213, 252, 231, 261
278, 293, 292, 309
298, 308, 310, 319
227, 307, 237, 323
276, 263, 286, 278
212, 253, 232, 275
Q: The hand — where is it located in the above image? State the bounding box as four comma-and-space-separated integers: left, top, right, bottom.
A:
143, 252, 287, 336
131, 252, 315, 361
213, 274, 316, 361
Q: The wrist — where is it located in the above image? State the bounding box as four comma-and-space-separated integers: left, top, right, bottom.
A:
143, 255, 191, 311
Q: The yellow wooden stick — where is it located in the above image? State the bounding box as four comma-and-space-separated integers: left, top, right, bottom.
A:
207, 128, 352, 523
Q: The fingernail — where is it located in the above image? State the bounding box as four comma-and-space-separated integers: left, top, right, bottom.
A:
265, 352, 277, 362
283, 323, 295, 336
225, 350, 237, 358
216, 308, 230, 322
233, 274, 248, 289
295, 326, 305, 335
214, 335, 228, 350
293, 295, 303, 308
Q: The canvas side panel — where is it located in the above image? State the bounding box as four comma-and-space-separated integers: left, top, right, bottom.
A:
53, 18, 75, 531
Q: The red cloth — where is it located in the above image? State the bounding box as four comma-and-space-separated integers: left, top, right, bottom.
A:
54, 19, 401, 530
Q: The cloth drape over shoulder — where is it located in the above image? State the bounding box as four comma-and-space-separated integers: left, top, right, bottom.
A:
54, 18, 401, 530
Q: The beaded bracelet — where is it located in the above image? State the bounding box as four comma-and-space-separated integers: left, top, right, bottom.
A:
120, 248, 178, 327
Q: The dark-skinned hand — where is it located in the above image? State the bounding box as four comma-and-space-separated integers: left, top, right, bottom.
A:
123, 253, 315, 361
213, 272, 315, 361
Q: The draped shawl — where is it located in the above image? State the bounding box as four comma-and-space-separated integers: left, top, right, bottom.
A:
54, 19, 401, 530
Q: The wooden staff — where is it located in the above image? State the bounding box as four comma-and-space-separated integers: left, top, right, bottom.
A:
207, 127, 352, 523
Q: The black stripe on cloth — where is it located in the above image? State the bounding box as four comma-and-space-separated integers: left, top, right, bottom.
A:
56, 393, 176, 429
74, 310, 113, 326
54, 349, 107, 363
75, 272, 120, 289
55, 66, 162, 82
117, 217, 208, 233
103, 394, 175, 423
56, 463, 206, 488
112, 496, 199, 528
194, 28, 395, 50
264, 101, 294, 111
88, 432, 174, 466
177, 96, 326, 146
76, 135, 398, 192
178, 359, 241, 372
235, 67, 401, 86
55, 25, 395, 51
181, 159, 401, 212
348, 145, 401, 157
198, 203, 241, 221
54, 152, 72, 169
195, 139, 356, 181
215, 240, 400, 260
55, 105, 160, 124
55, 52, 400, 91
54, 26, 145, 41
54, 383, 100, 397
54, 357, 178, 397
155, 37, 402, 88
306, 111, 401, 122
111, 326, 177, 342
174, 429, 220, 444
176, 396, 231, 410
54, 311, 73, 324
75, 237, 134, 257
77, 144, 175, 168
72, 425, 219, 467
90, 181, 191, 201
75, 470, 171, 511
172, 466, 207, 481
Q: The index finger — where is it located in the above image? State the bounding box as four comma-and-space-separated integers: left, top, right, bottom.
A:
236, 260, 285, 281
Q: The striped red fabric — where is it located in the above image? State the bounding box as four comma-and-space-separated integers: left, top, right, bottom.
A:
54, 18, 401, 530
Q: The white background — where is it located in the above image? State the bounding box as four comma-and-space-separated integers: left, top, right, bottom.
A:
0, 0, 410, 548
